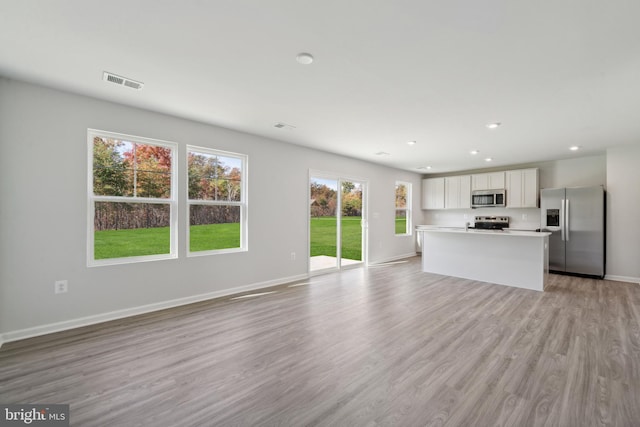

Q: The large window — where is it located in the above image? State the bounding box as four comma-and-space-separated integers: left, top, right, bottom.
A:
395, 181, 411, 235
88, 130, 177, 266
187, 146, 247, 255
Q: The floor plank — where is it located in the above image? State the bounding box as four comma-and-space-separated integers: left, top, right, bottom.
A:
1, 257, 639, 426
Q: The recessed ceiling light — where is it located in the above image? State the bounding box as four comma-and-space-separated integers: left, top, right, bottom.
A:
417, 166, 432, 170
569, 145, 580, 151
486, 122, 501, 129
470, 150, 479, 155
485, 157, 493, 162
296, 53, 314, 65
407, 140, 417, 145
375, 151, 390, 156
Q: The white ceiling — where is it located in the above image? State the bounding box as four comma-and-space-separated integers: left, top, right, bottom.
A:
2, 0, 639, 173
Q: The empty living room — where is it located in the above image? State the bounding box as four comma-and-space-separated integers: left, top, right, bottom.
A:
2, 1, 640, 426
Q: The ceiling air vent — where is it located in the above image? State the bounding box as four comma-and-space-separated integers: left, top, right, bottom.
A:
103, 71, 144, 90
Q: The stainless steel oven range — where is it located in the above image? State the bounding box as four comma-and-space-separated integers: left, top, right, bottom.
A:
473, 216, 509, 230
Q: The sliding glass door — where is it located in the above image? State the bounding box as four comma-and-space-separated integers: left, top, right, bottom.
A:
309, 174, 366, 272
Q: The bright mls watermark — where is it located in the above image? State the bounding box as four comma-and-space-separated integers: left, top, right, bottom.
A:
1, 405, 69, 426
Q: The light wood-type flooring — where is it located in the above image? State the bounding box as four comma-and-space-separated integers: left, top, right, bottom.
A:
2, 257, 640, 426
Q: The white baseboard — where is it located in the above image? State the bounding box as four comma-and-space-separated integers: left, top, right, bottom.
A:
369, 252, 418, 265
0, 273, 309, 345
604, 274, 640, 284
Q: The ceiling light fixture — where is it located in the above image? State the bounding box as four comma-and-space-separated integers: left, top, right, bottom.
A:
375, 151, 390, 156
485, 157, 493, 162
486, 122, 501, 129
407, 140, 417, 145
569, 145, 580, 151
296, 53, 314, 65
470, 150, 479, 155
417, 166, 432, 170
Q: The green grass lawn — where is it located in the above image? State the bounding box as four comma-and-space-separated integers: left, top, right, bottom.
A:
395, 217, 407, 234
310, 216, 361, 261
95, 216, 373, 261
190, 223, 240, 252
94, 223, 241, 259
94, 227, 171, 259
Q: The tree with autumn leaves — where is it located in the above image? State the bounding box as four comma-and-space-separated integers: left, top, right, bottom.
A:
395, 183, 407, 209
93, 137, 173, 230
93, 137, 244, 230
188, 152, 241, 226
310, 181, 362, 217
93, 137, 171, 198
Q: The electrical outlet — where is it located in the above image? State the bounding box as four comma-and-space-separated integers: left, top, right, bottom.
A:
54, 280, 68, 294
290, 252, 296, 261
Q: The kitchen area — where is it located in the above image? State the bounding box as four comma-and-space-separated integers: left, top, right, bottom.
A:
417, 159, 607, 291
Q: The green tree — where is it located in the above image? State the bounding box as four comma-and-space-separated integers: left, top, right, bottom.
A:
342, 182, 362, 216
342, 181, 355, 193
93, 137, 127, 196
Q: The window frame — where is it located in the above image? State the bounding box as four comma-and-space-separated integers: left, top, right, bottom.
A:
186, 145, 248, 257
87, 129, 178, 267
395, 181, 412, 236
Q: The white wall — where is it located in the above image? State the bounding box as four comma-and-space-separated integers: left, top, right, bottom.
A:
537, 155, 606, 189
423, 207, 542, 230
422, 155, 607, 230
0, 78, 422, 340
606, 144, 640, 282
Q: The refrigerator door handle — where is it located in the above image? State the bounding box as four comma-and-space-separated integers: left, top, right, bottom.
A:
560, 199, 565, 241
565, 199, 570, 241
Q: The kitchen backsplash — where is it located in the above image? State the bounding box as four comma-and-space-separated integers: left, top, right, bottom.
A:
422, 207, 541, 230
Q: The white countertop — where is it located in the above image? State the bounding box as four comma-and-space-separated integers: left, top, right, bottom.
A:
416, 226, 550, 238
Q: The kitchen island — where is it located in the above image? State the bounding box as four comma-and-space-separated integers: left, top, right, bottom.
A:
417, 227, 551, 291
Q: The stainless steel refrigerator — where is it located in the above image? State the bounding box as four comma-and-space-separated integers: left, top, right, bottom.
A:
540, 186, 605, 278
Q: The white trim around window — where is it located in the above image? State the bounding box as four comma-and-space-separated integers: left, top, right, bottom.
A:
87, 129, 178, 267
186, 145, 248, 257
395, 181, 412, 236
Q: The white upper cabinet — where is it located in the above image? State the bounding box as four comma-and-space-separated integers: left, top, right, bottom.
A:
421, 178, 445, 209
460, 175, 472, 208
425, 169, 538, 210
506, 168, 539, 208
445, 175, 471, 209
471, 171, 505, 190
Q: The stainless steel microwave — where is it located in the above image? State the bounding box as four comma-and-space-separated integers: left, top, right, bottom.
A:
471, 189, 506, 208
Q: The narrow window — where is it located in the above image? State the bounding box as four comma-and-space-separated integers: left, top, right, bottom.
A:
88, 130, 177, 266
395, 182, 411, 235
187, 146, 247, 255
